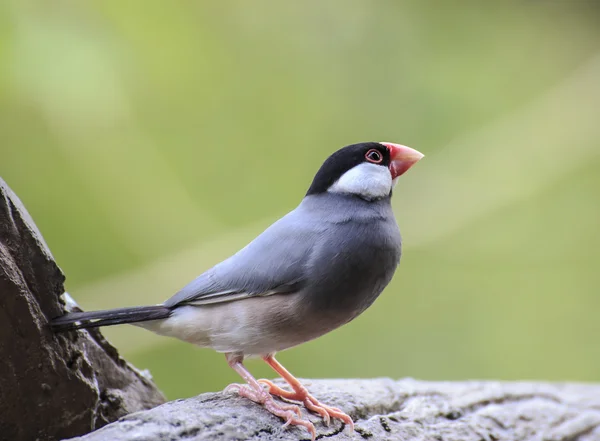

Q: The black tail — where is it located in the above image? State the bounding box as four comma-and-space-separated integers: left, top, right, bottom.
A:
51, 305, 172, 331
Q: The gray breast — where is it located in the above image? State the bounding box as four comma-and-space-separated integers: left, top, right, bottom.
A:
299, 194, 402, 324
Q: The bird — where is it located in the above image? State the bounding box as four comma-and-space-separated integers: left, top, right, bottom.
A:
51, 141, 424, 440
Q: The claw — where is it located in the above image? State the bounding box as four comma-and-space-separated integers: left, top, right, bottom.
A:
229, 384, 316, 440
225, 353, 354, 441
260, 378, 354, 432
225, 356, 317, 440
261, 355, 355, 434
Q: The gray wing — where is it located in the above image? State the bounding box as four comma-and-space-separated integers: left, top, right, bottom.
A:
163, 206, 320, 308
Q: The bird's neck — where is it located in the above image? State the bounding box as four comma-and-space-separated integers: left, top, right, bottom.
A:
299, 193, 394, 223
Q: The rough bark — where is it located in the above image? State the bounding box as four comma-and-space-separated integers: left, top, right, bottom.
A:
66, 378, 600, 441
0, 178, 165, 441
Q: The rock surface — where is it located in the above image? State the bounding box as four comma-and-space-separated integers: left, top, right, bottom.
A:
68, 378, 600, 441
0, 178, 165, 441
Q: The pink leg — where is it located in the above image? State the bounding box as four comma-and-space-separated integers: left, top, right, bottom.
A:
223, 353, 316, 441
259, 355, 354, 432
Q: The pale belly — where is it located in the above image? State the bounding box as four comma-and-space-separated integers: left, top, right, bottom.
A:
139, 293, 342, 357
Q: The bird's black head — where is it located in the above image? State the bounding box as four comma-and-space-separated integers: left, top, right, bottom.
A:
306, 142, 423, 201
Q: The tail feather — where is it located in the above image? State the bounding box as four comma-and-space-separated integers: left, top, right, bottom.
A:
51, 305, 172, 331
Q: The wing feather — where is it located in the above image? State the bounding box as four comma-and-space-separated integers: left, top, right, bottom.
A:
163, 207, 316, 308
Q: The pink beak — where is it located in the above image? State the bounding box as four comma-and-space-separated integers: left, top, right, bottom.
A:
379, 142, 424, 179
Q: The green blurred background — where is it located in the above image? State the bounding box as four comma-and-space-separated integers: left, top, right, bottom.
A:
2, 1, 600, 399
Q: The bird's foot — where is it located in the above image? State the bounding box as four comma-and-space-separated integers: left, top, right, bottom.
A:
225, 383, 316, 440
258, 379, 354, 431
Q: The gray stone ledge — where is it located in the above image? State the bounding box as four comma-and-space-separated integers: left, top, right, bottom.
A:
67, 378, 600, 441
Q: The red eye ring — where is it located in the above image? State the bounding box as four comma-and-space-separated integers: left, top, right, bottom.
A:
365, 149, 383, 164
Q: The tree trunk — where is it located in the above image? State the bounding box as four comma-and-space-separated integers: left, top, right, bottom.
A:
0, 178, 165, 441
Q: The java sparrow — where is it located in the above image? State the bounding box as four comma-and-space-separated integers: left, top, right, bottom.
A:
51, 142, 424, 440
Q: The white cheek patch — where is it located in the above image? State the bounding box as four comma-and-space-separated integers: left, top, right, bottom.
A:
328, 162, 392, 200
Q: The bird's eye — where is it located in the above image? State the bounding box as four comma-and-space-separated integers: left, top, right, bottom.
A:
365, 149, 383, 164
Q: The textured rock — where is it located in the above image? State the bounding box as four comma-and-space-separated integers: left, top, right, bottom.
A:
68, 378, 600, 441
0, 178, 165, 441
